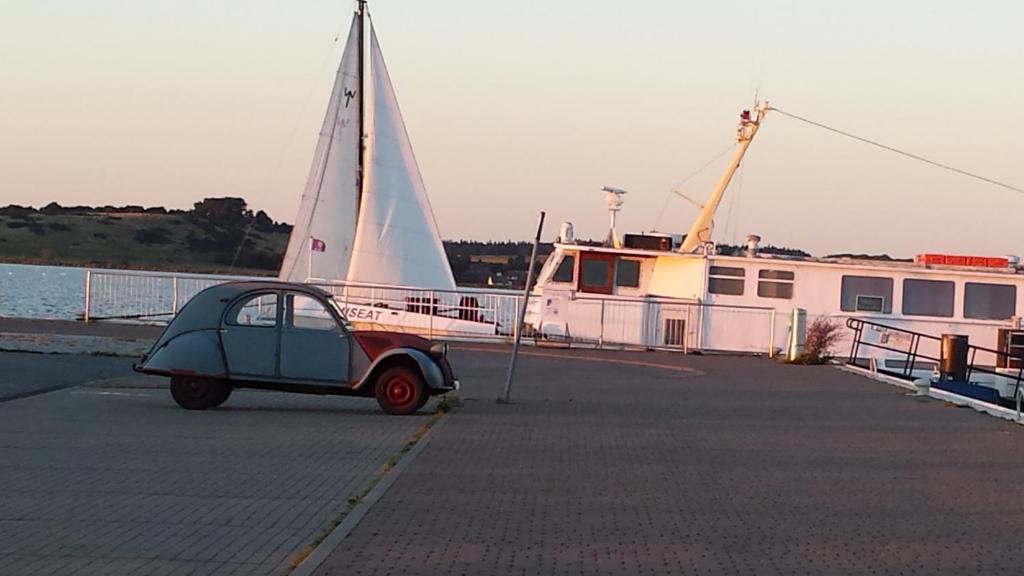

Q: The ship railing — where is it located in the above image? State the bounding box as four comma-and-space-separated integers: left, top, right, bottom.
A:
845, 317, 1024, 402
307, 279, 522, 342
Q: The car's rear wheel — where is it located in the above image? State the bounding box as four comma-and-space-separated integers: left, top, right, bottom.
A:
374, 366, 426, 415
211, 383, 233, 407
170, 376, 228, 410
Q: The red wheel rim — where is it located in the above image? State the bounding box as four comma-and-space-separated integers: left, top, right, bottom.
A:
384, 376, 415, 408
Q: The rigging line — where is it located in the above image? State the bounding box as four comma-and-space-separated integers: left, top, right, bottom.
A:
771, 107, 1024, 195
230, 23, 346, 272
653, 142, 737, 231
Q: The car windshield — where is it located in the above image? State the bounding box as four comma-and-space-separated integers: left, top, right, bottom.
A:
325, 296, 354, 331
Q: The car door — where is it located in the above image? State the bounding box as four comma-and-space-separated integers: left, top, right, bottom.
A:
221, 291, 280, 378
279, 292, 350, 384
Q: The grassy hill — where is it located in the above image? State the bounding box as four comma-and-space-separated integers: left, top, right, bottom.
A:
0, 199, 290, 275
1, 198, 577, 286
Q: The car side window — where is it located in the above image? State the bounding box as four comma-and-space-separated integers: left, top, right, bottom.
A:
288, 294, 339, 331
229, 293, 278, 327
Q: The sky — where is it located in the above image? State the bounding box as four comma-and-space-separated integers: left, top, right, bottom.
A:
1, 0, 1022, 257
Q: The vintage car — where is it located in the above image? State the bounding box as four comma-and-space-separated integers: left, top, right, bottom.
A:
134, 281, 458, 415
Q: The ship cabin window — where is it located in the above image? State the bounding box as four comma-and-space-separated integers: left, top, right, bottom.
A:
964, 282, 1016, 320
552, 255, 575, 284
615, 258, 642, 288
708, 266, 745, 296
757, 269, 794, 299
578, 253, 614, 295
840, 275, 893, 313
902, 279, 954, 317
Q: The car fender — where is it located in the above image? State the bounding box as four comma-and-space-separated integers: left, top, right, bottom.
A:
136, 329, 227, 378
353, 348, 446, 391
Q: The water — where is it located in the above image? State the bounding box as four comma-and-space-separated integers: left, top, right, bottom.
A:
0, 263, 87, 320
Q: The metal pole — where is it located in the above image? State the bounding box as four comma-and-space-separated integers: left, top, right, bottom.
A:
83, 269, 92, 323
598, 300, 605, 349
769, 308, 777, 358
500, 211, 545, 404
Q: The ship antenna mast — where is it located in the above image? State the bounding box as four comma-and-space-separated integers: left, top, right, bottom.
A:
356, 0, 367, 210
678, 101, 770, 253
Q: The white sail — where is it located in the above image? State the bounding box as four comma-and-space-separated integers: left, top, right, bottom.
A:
279, 15, 362, 282
345, 22, 456, 291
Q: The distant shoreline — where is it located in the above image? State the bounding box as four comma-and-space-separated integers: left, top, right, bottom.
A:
0, 257, 277, 277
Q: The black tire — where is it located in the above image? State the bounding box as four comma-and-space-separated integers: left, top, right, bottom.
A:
374, 366, 426, 415
210, 383, 233, 408
414, 392, 430, 412
170, 376, 228, 410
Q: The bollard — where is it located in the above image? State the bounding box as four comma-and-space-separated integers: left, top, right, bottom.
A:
939, 334, 969, 381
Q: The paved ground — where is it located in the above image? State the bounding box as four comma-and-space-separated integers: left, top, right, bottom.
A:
0, 318, 164, 339
0, 353, 438, 576
313, 348, 1024, 576
0, 352, 131, 402
6, 322, 1024, 575
0, 319, 161, 356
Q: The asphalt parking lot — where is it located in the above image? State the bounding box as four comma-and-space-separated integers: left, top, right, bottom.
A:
0, 352, 437, 576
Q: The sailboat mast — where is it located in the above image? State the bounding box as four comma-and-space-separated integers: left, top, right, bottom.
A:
678, 102, 770, 253
356, 0, 367, 209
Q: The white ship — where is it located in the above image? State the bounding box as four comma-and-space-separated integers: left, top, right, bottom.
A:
526, 103, 1024, 400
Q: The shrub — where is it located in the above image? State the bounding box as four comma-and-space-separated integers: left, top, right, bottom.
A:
798, 316, 843, 364
133, 226, 173, 245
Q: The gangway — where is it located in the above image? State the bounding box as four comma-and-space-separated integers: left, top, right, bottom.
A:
845, 317, 1024, 407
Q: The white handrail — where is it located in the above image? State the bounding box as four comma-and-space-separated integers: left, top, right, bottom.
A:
80, 268, 782, 353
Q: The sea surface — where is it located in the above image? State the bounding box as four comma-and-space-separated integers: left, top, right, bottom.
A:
0, 263, 87, 320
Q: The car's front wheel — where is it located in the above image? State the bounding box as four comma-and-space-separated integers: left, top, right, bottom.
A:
374, 366, 426, 415
170, 376, 229, 410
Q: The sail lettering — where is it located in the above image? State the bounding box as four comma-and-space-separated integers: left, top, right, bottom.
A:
343, 88, 356, 108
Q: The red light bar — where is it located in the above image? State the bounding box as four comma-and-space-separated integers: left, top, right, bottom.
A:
915, 254, 1009, 268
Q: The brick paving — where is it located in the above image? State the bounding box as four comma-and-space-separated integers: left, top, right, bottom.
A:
0, 352, 436, 576
313, 348, 1024, 575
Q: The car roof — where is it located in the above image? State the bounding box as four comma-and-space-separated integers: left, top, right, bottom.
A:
151, 281, 334, 348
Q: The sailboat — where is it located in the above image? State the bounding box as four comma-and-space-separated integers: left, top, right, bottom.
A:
280, 0, 453, 290
279, 2, 499, 337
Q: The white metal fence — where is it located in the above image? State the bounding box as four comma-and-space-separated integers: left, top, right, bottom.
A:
82, 269, 787, 354
83, 269, 261, 322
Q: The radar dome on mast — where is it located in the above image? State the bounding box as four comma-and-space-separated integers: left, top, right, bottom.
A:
601, 186, 627, 248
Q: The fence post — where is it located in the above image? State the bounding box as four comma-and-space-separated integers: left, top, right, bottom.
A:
428, 290, 435, 340
83, 269, 92, 322
1017, 387, 1022, 422
171, 276, 179, 317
